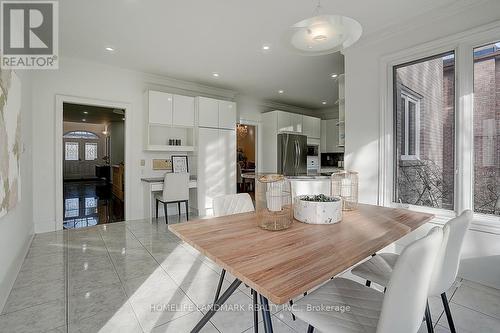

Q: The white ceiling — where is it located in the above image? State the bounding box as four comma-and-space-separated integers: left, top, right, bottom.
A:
60, 0, 458, 110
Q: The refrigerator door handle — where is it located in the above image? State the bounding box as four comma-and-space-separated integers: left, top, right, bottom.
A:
294, 140, 299, 170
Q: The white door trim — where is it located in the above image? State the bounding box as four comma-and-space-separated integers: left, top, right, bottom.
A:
55, 94, 131, 230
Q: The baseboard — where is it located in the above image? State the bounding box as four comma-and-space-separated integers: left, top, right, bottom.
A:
0, 233, 34, 313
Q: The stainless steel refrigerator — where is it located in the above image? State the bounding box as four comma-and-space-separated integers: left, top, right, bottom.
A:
277, 133, 307, 176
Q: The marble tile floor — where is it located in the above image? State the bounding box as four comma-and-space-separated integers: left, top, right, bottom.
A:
1, 215, 500, 333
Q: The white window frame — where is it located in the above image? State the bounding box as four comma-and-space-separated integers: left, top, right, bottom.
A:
400, 93, 421, 160
378, 21, 500, 234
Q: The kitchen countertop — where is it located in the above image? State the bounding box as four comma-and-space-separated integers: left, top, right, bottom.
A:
141, 176, 197, 183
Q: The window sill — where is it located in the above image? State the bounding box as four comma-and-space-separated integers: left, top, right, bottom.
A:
389, 203, 500, 235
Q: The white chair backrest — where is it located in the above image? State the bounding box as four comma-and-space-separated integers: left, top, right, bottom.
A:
377, 227, 443, 333
213, 193, 255, 217
429, 210, 472, 295
162, 173, 189, 202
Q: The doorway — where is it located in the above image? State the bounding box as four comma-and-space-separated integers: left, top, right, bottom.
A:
62, 103, 125, 229
236, 123, 256, 198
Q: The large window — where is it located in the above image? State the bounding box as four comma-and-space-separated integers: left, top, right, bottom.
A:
393, 52, 455, 210
473, 42, 500, 215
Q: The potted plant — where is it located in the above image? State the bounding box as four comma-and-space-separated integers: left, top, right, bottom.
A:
293, 194, 342, 224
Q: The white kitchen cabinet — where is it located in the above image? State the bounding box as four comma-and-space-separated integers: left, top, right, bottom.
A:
277, 111, 292, 132
303, 115, 321, 139
291, 113, 303, 133
219, 129, 237, 193
321, 119, 344, 153
218, 100, 237, 129
148, 91, 173, 125
197, 97, 219, 128
172, 95, 195, 127
197, 127, 236, 216
276, 111, 303, 133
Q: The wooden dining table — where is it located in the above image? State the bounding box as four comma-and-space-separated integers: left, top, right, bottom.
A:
169, 204, 434, 333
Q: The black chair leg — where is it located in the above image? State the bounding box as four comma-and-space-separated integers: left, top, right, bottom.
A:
155, 199, 159, 219
441, 292, 456, 333
289, 300, 296, 320
366, 280, 371, 287
163, 202, 168, 224
307, 325, 314, 333
425, 300, 434, 333
185, 201, 189, 220
178, 202, 181, 217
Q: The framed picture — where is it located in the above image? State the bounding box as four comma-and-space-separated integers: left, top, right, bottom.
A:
171, 155, 189, 173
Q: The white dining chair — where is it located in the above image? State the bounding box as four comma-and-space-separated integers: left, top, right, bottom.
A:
351, 210, 472, 333
155, 172, 189, 224
291, 227, 444, 333
213, 193, 255, 217
212, 193, 256, 330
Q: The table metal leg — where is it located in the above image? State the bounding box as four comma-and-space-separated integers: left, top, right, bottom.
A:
259, 294, 274, 333
214, 269, 226, 303
191, 278, 242, 333
252, 289, 258, 333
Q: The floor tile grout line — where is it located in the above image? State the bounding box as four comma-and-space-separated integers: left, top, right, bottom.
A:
96, 225, 148, 333
126, 218, 223, 332
449, 299, 500, 321
124, 220, 208, 331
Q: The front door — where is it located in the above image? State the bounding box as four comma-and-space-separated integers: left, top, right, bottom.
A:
63, 137, 101, 179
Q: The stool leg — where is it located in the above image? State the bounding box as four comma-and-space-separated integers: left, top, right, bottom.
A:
178, 202, 181, 217
155, 199, 159, 219
164, 202, 168, 224
425, 300, 434, 333
185, 201, 189, 220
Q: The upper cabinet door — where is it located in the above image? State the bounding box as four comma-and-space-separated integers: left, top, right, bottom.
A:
148, 91, 173, 125
172, 95, 195, 127
198, 97, 219, 128
290, 113, 303, 133
311, 117, 321, 138
218, 100, 237, 130
277, 111, 292, 132
302, 115, 311, 136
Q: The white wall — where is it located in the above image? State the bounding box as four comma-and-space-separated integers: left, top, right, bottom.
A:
343, 0, 500, 288
31, 57, 239, 233
0, 71, 34, 312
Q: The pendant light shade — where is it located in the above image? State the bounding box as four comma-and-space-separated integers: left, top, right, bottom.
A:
286, 0, 362, 56
287, 14, 362, 56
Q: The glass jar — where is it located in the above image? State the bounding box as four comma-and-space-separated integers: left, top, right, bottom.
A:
255, 174, 293, 231
331, 171, 359, 210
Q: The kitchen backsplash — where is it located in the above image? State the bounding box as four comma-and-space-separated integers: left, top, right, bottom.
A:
321, 153, 344, 167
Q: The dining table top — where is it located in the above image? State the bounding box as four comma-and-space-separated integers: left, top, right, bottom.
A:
168, 204, 434, 304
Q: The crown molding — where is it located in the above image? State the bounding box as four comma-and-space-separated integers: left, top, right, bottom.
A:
259, 99, 316, 115
142, 72, 238, 100
345, 0, 494, 53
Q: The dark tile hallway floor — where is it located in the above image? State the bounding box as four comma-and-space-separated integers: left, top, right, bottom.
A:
63, 180, 124, 229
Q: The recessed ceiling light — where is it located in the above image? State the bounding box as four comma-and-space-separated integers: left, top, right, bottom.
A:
83, 111, 88, 114
330, 73, 338, 78
122, 117, 125, 121
82, 118, 86, 122
322, 101, 327, 105
105, 46, 115, 52
212, 72, 220, 78
262, 44, 271, 52
278, 90, 284, 94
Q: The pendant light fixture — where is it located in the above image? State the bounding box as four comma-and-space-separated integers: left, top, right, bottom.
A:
286, 0, 362, 56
